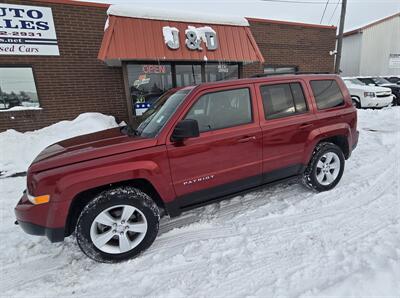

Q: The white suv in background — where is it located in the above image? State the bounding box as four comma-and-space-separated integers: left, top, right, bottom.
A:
342, 77, 393, 108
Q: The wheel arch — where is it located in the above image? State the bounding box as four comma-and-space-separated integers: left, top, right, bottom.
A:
317, 135, 349, 159
64, 178, 166, 237
304, 124, 351, 165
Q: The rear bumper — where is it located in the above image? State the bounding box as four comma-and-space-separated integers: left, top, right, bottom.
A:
15, 220, 65, 242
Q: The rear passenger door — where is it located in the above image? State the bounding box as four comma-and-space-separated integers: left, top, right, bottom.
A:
255, 80, 317, 183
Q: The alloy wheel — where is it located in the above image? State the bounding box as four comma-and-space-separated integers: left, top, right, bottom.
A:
315, 152, 341, 186
90, 205, 148, 254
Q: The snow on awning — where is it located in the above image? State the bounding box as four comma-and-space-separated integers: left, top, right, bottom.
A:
98, 5, 264, 65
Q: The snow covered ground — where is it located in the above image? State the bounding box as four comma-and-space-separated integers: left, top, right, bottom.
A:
0, 108, 399, 297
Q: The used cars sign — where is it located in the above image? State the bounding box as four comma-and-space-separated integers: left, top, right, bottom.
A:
0, 3, 59, 56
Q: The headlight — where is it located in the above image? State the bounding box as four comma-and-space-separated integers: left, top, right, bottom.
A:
27, 193, 50, 205
364, 92, 375, 97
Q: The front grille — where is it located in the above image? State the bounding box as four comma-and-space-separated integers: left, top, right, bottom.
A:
376, 92, 391, 98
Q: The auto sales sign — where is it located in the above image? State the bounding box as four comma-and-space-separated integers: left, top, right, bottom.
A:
0, 3, 59, 56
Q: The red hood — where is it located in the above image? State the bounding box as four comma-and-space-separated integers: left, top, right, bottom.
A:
29, 127, 157, 173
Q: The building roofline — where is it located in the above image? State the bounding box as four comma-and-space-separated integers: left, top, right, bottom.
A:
36, 0, 338, 30
246, 17, 336, 29
344, 12, 400, 37
36, 0, 110, 9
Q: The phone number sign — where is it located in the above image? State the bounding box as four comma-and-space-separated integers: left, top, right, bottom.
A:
0, 3, 59, 56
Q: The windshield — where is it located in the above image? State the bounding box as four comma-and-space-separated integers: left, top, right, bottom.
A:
127, 89, 191, 138
373, 77, 391, 85
345, 78, 365, 86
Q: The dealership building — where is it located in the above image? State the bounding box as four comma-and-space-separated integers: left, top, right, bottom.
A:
0, 0, 336, 132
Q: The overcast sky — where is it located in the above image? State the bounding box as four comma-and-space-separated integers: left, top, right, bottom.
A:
79, 0, 400, 31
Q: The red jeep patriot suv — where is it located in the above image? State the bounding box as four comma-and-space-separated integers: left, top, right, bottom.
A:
15, 74, 359, 262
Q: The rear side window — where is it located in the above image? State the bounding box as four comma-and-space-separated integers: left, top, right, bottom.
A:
185, 88, 252, 132
260, 83, 308, 120
310, 80, 344, 110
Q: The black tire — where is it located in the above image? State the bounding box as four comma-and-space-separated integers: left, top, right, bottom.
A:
302, 142, 345, 192
352, 97, 361, 108
76, 187, 160, 263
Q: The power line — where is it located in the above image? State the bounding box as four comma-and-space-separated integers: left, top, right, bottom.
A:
320, 0, 329, 23
328, 1, 341, 24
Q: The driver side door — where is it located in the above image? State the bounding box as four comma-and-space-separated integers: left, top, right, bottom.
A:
166, 85, 263, 210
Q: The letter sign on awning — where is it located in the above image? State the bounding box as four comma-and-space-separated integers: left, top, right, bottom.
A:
0, 3, 59, 56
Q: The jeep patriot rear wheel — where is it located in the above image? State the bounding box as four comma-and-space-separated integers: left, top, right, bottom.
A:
76, 187, 160, 263
302, 142, 345, 192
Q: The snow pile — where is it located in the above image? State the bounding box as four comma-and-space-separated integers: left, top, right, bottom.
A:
0, 108, 399, 297
0, 113, 119, 177
107, 5, 249, 26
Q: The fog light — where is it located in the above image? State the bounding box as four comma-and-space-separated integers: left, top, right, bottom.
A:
28, 194, 50, 205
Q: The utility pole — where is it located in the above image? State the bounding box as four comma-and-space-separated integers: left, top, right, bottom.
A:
335, 0, 347, 74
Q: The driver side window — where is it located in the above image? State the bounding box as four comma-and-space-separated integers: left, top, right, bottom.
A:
185, 88, 252, 133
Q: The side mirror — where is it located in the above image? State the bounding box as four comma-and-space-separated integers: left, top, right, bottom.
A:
171, 119, 200, 142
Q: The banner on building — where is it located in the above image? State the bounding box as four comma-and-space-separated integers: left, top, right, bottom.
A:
0, 3, 59, 56
389, 54, 400, 69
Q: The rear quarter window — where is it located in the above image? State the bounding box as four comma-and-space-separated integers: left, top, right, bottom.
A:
310, 80, 345, 110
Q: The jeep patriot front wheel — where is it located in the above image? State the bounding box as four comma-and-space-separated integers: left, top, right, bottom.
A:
76, 187, 160, 263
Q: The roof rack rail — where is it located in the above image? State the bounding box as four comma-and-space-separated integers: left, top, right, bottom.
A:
251, 71, 331, 78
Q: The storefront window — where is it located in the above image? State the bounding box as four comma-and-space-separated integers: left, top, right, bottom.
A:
205, 63, 239, 82
176, 64, 202, 87
0, 67, 39, 110
127, 64, 173, 112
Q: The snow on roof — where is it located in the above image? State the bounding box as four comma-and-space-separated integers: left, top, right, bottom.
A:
107, 5, 250, 27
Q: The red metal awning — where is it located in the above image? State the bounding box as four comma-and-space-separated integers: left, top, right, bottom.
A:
98, 15, 264, 64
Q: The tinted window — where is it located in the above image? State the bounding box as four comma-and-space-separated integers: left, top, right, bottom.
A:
185, 88, 252, 132
310, 80, 345, 110
260, 83, 308, 119
137, 89, 190, 137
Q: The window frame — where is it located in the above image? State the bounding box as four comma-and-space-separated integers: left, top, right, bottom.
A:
184, 87, 254, 133
0, 65, 41, 111
309, 79, 345, 111
259, 81, 309, 120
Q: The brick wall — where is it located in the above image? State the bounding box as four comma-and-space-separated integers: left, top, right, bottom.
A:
243, 19, 336, 77
0, 2, 337, 132
0, 0, 128, 132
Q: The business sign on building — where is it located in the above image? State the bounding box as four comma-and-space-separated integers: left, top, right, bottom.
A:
0, 3, 59, 56
389, 54, 400, 69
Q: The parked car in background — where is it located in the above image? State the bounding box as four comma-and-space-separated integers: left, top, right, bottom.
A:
383, 76, 400, 85
357, 76, 400, 105
343, 77, 393, 108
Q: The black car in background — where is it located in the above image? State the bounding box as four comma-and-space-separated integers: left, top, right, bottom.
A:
358, 77, 400, 105
383, 76, 400, 85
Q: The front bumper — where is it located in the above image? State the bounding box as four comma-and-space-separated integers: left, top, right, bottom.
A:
15, 220, 65, 242
14, 191, 66, 242
363, 95, 393, 107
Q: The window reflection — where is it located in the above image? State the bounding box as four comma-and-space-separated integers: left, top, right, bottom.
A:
0, 67, 39, 110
